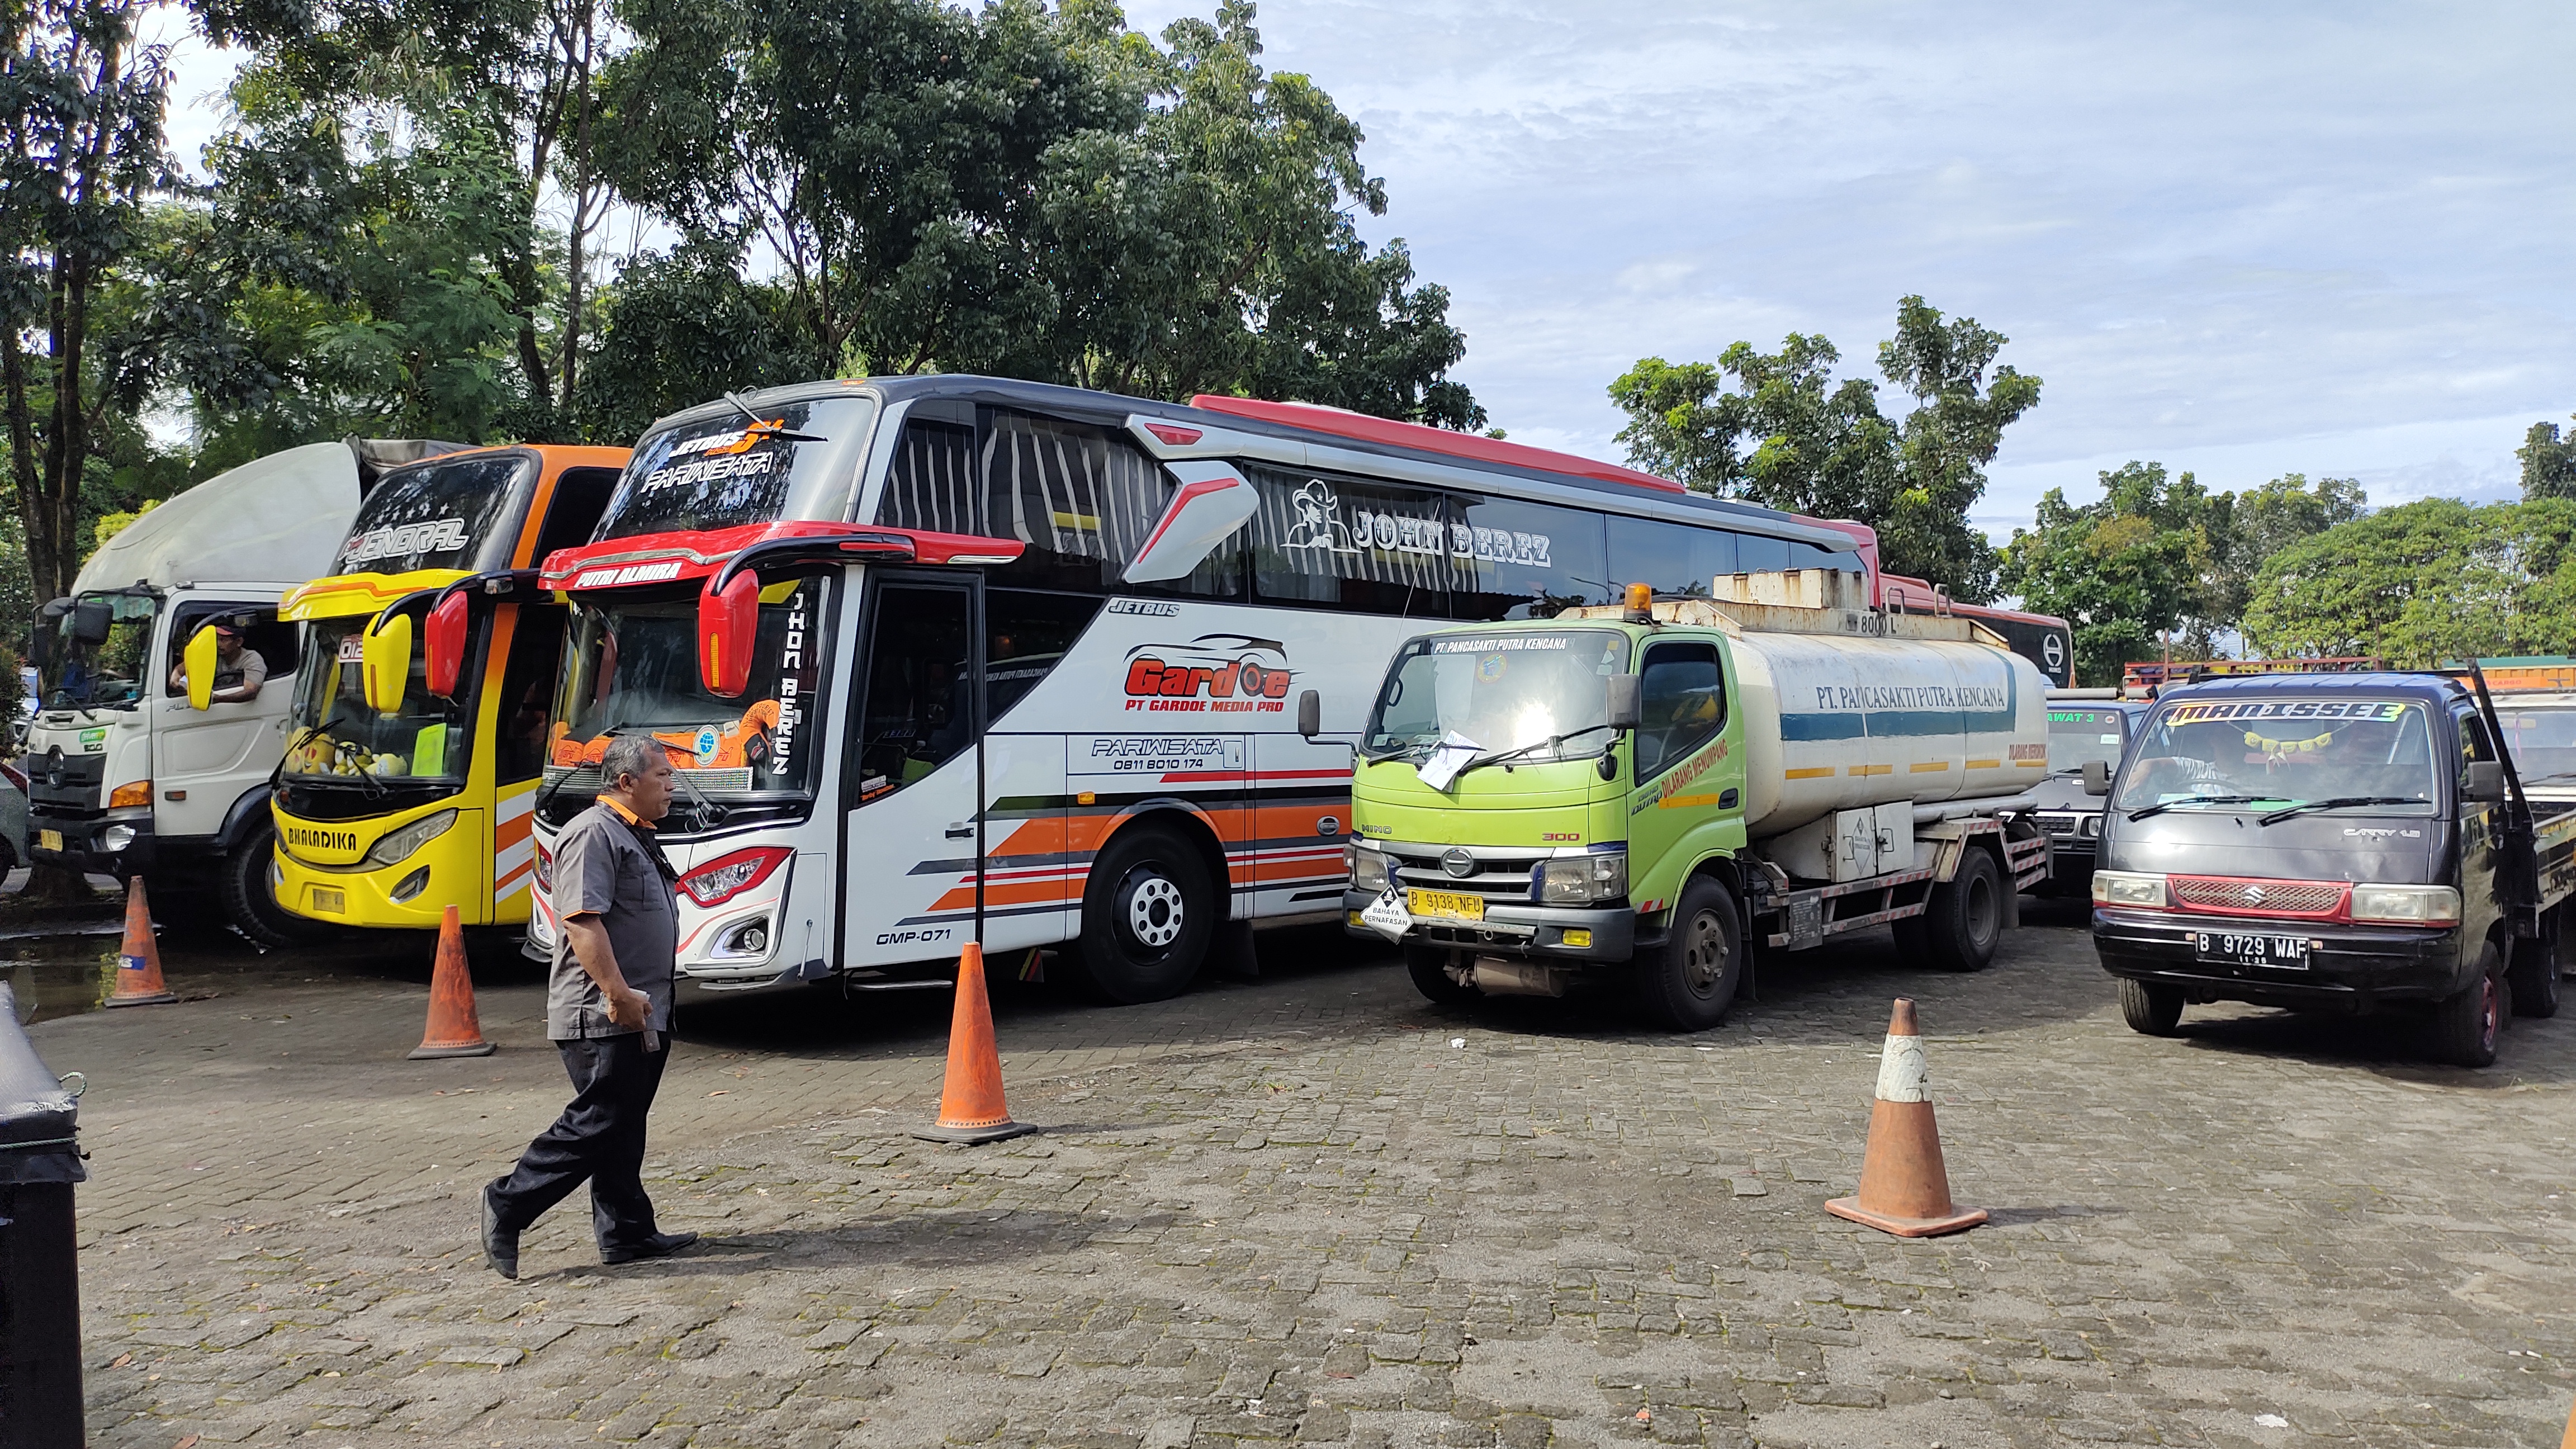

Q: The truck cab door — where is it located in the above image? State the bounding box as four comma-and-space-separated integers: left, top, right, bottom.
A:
1626, 640, 1737, 894
2455, 707, 2505, 951
156, 601, 295, 840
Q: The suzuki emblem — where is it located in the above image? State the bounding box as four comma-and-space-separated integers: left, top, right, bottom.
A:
1441, 847, 1476, 878
2242, 884, 2267, 906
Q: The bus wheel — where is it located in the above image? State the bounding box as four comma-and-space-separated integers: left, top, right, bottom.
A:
1633, 876, 1742, 1031
1073, 825, 1215, 1004
222, 818, 330, 950
1405, 943, 1478, 1007
1924, 847, 2004, 972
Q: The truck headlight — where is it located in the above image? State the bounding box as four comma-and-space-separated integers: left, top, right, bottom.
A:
363, 808, 457, 868
1538, 852, 1626, 905
1348, 846, 1391, 893
2091, 870, 2167, 908
2349, 884, 2460, 924
99, 823, 135, 853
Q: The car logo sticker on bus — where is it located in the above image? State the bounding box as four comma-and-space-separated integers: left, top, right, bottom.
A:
343, 516, 471, 566
1123, 635, 1292, 714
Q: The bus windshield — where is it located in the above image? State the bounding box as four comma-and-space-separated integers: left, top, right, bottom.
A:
2114, 697, 2440, 814
1363, 631, 1632, 762
286, 616, 480, 784
335, 453, 537, 574
548, 578, 830, 806
598, 397, 878, 539
2047, 705, 2129, 774
37, 592, 158, 712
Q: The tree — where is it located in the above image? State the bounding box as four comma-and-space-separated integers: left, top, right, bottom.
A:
2197, 472, 2365, 634
1998, 462, 2220, 687
571, 239, 807, 446
2243, 498, 2576, 665
0, 0, 174, 603
1607, 296, 2037, 600
2521, 414, 2576, 502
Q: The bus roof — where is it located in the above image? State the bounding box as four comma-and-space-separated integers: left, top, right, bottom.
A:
636, 374, 1862, 552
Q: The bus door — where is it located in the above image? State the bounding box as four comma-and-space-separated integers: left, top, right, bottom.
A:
840, 573, 1069, 969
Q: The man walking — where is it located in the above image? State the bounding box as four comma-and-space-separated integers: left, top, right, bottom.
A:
482, 735, 699, 1277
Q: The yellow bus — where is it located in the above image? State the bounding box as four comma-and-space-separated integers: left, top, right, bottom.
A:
271, 444, 627, 935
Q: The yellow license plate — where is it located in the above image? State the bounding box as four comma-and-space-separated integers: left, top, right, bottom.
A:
310, 887, 346, 915
1407, 888, 1484, 922
37, 829, 62, 853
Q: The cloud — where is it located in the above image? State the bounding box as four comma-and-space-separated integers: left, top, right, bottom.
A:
1124, 0, 2576, 525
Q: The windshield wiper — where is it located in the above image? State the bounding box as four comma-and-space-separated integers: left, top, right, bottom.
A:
1458, 724, 1618, 777
2256, 795, 2422, 826
669, 761, 730, 829
2126, 793, 2268, 822
721, 391, 827, 444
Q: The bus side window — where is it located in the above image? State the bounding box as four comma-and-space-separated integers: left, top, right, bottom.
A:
981, 411, 1242, 598
986, 589, 1101, 722
1606, 515, 1739, 600
1451, 494, 1606, 622
1245, 462, 1450, 617
878, 417, 982, 537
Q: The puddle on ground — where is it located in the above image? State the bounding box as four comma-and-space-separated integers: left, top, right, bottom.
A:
10, 939, 122, 1024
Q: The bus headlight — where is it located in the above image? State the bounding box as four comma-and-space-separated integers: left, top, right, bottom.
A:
1538, 852, 1626, 905
2091, 870, 2167, 908
1348, 846, 1391, 893
2349, 884, 2460, 924
363, 808, 457, 868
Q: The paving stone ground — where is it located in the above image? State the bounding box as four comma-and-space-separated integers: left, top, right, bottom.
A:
17, 898, 2576, 1449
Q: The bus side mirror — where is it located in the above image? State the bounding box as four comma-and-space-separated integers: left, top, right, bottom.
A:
1606, 673, 1642, 731
2083, 760, 2111, 797
698, 570, 759, 698
1297, 689, 1320, 740
424, 591, 470, 699
361, 613, 413, 715
183, 625, 219, 711
2466, 760, 2505, 803
69, 599, 112, 646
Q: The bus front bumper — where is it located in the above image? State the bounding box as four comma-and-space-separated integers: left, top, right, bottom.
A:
273, 810, 487, 928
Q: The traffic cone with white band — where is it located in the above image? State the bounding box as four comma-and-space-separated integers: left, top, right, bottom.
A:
409, 905, 496, 1058
1825, 997, 1987, 1237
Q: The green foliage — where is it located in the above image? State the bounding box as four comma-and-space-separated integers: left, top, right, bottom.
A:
571, 240, 808, 445
2244, 499, 2576, 666
1607, 297, 2036, 600
90, 496, 157, 551
2521, 415, 2576, 502
1998, 466, 2368, 683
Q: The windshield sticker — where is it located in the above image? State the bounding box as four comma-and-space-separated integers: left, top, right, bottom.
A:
2164, 699, 2408, 726
1432, 636, 1572, 654
344, 517, 471, 566
666, 420, 783, 458
1122, 635, 1292, 714
636, 448, 780, 495
569, 560, 685, 589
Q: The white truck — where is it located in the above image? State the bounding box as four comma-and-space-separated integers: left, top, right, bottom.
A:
25, 439, 454, 941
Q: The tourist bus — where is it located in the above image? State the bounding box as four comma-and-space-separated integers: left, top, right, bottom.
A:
1810, 520, 2076, 689
270, 444, 625, 935
494, 377, 1900, 1005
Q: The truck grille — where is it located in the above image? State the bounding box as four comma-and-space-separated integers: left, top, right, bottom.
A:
1385, 844, 1543, 905
2168, 875, 2346, 918
2033, 811, 2095, 839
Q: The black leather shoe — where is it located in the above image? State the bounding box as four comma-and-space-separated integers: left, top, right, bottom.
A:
600, 1230, 699, 1265
481, 1181, 519, 1280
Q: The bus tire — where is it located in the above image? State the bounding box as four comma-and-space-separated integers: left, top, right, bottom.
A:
1405, 943, 1478, 1007
2507, 925, 2560, 1020
221, 817, 331, 950
2429, 950, 2504, 1068
2119, 978, 2185, 1036
1072, 825, 1215, 1005
1632, 875, 1742, 1031
1923, 846, 2004, 972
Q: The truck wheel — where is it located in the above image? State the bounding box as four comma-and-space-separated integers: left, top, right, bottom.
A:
1405, 943, 1478, 1007
2507, 926, 2560, 1020
2429, 953, 2504, 1068
1633, 876, 1742, 1031
2119, 979, 2185, 1036
221, 818, 332, 949
1072, 825, 1215, 1004
1923, 846, 2005, 972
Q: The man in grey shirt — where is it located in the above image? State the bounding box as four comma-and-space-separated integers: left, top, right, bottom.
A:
482, 735, 699, 1277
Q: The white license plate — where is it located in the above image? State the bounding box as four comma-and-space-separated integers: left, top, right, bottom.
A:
2195, 931, 2310, 969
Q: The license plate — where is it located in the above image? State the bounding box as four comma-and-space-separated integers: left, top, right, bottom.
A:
37, 829, 62, 853
310, 887, 345, 915
2195, 931, 2310, 969
1407, 888, 1485, 922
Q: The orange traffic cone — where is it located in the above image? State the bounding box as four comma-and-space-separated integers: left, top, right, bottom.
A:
105, 876, 177, 1007
2561, 1396, 2574, 1449
1825, 998, 1987, 1238
409, 905, 496, 1059
912, 943, 1035, 1144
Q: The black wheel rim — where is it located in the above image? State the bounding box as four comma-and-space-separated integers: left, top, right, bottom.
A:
1966, 869, 1999, 946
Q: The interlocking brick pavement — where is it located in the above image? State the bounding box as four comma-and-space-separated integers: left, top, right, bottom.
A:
25, 901, 2576, 1448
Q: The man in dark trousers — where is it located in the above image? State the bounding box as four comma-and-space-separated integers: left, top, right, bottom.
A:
482, 735, 699, 1277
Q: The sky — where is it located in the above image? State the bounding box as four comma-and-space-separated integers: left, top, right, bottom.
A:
158, 2, 2576, 538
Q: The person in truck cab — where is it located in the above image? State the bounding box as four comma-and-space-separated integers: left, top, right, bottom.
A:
167, 620, 268, 704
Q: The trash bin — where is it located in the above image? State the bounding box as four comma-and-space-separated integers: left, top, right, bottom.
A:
0, 983, 86, 1448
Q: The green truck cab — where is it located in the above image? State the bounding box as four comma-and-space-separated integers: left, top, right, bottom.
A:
1319, 581, 2053, 1029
